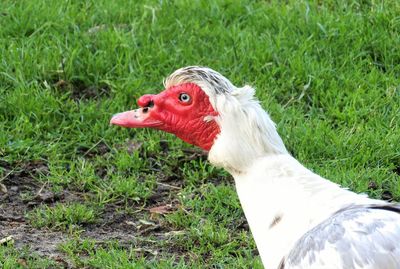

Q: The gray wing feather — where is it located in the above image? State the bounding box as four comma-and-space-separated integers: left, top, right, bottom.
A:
284, 204, 400, 269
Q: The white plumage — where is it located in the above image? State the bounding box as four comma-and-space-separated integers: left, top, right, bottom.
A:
111, 66, 400, 269
165, 67, 400, 269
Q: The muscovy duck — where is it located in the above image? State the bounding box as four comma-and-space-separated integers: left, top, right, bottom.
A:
111, 66, 400, 269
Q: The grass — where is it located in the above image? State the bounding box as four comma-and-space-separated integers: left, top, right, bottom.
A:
27, 203, 97, 230
0, 243, 57, 269
0, 0, 399, 268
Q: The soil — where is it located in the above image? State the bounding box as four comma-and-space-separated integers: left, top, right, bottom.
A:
394, 165, 400, 176
0, 160, 73, 266
0, 145, 218, 268
52, 78, 111, 101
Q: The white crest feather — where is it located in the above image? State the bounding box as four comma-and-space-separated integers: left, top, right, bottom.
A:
163, 66, 400, 269
165, 66, 287, 172
209, 85, 287, 172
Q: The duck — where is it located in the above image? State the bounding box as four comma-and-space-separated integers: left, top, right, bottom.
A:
111, 66, 400, 269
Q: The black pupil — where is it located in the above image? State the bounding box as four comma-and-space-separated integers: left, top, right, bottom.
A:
180, 94, 189, 102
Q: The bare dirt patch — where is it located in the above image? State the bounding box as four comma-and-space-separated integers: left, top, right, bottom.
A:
50, 78, 111, 101
0, 154, 183, 267
1, 160, 50, 220
0, 146, 237, 267
0, 160, 76, 266
76, 140, 112, 159
394, 165, 400, 176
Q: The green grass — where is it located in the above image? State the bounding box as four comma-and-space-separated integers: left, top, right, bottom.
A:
27, 203, 97, 230
0, 0, 399, 268
0, 243, 57, 269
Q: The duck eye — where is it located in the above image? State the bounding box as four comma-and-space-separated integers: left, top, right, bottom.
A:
179, 93, 191, 103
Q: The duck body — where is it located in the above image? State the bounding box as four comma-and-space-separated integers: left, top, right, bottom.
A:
111, 66, 400, 269
231, 154, 399, 268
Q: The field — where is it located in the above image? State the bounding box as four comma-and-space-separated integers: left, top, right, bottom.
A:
0, 0, 399, 268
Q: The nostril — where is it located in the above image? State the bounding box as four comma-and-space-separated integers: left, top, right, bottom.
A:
138, 94, 155, 107
142, 100, 154, 114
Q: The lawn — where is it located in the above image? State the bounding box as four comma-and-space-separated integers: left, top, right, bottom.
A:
0, 0, 399, 268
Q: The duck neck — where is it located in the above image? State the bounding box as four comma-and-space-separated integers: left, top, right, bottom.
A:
207, 92, 288, 173
231, 153, 374, 269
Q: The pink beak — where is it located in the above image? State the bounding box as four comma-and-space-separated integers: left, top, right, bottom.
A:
110, 107, 163, 128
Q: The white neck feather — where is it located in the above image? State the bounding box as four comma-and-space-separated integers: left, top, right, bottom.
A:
233, 154, 378, 268
208, 85, 287, 173
205, 86, 381, 268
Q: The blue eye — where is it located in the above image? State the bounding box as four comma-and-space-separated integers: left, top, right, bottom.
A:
179, 93, 191, 102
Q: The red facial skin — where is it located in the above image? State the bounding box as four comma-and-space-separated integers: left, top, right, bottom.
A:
110, 83, 220, 151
